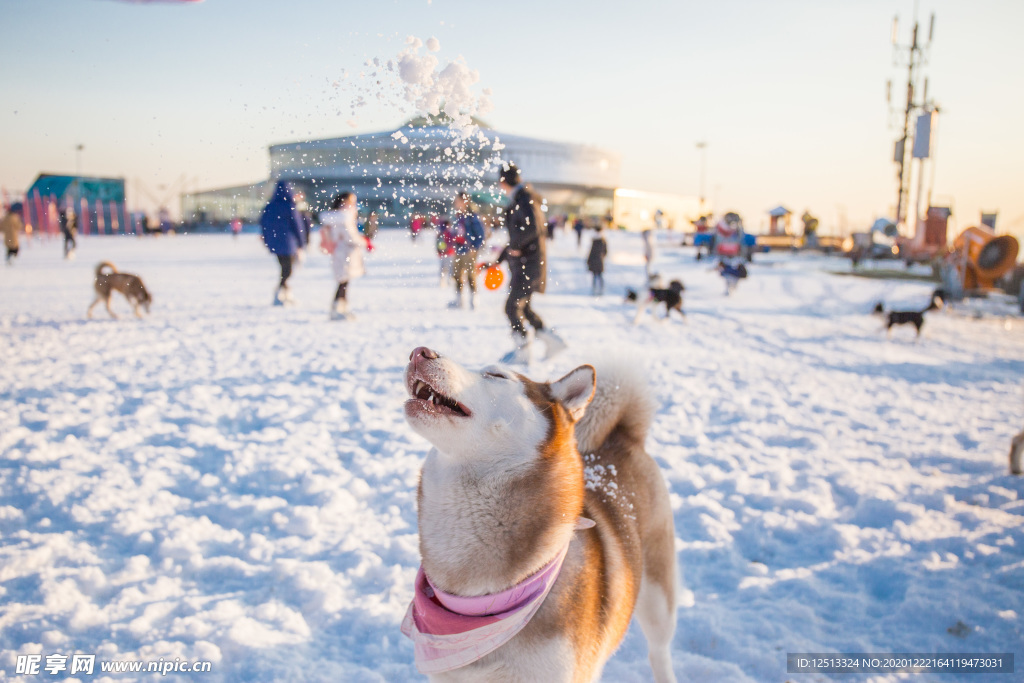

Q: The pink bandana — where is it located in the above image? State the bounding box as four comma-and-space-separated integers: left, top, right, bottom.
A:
402, 519, 594, 674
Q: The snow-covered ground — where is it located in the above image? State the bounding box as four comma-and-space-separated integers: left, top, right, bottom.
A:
1, 229, 1022, 682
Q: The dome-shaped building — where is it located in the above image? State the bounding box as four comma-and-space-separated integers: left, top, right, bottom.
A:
183, 117, 620, 225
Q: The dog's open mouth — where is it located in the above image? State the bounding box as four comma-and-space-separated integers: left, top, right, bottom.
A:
410, 379, 471, 417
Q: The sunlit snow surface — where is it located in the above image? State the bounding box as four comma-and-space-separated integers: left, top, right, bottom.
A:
1, 230, 1022, 682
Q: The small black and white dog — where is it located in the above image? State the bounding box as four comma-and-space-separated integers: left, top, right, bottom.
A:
626, 279, 685, 322
873, 289, 947, 337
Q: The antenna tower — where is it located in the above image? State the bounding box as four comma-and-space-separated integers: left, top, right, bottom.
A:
888, 8, 937, 226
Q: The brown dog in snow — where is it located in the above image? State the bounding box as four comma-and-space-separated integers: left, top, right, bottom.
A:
88, 261, 152, 319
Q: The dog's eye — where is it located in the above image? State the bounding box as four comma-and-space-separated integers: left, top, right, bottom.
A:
484, 371, 510, 380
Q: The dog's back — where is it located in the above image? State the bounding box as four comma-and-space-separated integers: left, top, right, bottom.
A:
551, 364, 677, 681
886, 310, 925, 332
94, 261, 117, 294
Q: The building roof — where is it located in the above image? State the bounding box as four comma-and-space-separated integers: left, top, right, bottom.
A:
269, 120, 616, 161
403, 113, 492, 129
26, 174, 126, 202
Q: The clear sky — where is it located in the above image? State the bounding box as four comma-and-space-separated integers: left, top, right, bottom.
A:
2, 0, 1022, 238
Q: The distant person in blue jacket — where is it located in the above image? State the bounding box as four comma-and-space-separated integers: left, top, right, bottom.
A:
448, 190, 487, 310
260, 181, 308, 306
718, 258, 748, 296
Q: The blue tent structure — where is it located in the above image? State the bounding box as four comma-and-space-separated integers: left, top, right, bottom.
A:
24, 174, 130, 235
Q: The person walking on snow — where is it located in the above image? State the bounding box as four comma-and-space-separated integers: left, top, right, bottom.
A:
587, 224, 608, 295
641, 209, 661, 278
260, 182, 307, 306
491, 162, 566, 364
59, 207, 77, 259
319, 191, 366, 320
448, 191, 486, 310
573, 215, 586, 249
3, 203, 24, 265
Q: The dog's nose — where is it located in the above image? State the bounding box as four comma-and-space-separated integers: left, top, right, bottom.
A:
410, 347, 439, 363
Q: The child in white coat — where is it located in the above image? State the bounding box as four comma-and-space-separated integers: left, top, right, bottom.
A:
319, 192, 366, 320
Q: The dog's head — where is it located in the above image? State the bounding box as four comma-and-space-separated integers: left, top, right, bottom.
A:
403, 347, 595, 465
668, 280, 685, 293
872, 301, 885, 315
132, 283, 152, 313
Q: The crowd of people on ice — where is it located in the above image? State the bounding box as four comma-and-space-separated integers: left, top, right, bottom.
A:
1, 162, 752, 363
249, 162, 757, 363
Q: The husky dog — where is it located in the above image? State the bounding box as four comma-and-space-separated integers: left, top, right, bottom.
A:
88, 261, 152, 319
401, 347, 678, 682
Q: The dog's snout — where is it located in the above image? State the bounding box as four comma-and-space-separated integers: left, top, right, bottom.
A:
410, 347, 439, 363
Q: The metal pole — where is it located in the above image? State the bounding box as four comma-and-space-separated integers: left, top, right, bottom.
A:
895, 23, 918, 225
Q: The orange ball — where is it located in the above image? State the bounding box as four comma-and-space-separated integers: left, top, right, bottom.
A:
484, 265, 504, 290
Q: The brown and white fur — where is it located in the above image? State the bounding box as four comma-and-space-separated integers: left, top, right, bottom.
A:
404, 346, 678, 682
88, 261, 152, 319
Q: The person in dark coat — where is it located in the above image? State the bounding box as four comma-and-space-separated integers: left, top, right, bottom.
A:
59, 207, 77, 259
587, 226, 608, 295
260, 181, 307, 306
491, 163, 566, 364
2, 203, 24, 265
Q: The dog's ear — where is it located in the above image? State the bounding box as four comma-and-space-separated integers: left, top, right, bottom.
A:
550, 365, 596, 422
